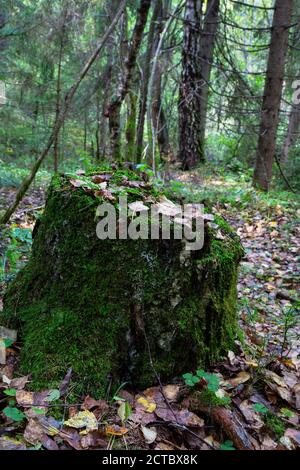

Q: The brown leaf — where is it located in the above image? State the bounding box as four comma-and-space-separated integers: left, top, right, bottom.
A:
264, 370, 287, 388
16, 389, 50, 407
10, 374, 31, 390
80, 430, 107, 449
59, 427, 82, 450
228, 371, 251, 388
24, 418, 45, 445
267, 382, 293, 404
155, 406, 204, 428
59, 367, 72, 397
41, 435, 59, 450
82, 396, 108, 415
70, 179, 84, 188
92, 174, 111, 184
94, 189, 115, 202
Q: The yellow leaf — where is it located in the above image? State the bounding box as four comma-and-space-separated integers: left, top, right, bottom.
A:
64, 410, 98, 432
245, 360, 258, 368
137, 396, 156, 413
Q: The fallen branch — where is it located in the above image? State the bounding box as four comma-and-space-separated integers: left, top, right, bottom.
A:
190, 396, 255, 450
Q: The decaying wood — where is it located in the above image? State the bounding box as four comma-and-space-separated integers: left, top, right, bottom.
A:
190, 398, 255, 450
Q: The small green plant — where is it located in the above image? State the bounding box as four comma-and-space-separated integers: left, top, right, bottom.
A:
219, 440, 235, 451
264, 412, 285, 439
280, 408, 294, 418
0, 226, 32, 282
252, 403, 268, 414
183, 370, 231, 407
183, 369, 220, 392
272, 302, 300, 358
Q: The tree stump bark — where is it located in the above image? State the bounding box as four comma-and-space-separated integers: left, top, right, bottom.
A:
1, 168, 243, 397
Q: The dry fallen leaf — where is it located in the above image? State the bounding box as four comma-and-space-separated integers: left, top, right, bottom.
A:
10, 374, 31, 390
141, 426, 157, 444
24, 418, 45, 445
64, 410, 98, 434
228, 371, 251, 388
137, 396, 157, 413
264, 370, 287, 388
163, 384, 181, 402
105, 425, 128, 436
128, 201, 149, 213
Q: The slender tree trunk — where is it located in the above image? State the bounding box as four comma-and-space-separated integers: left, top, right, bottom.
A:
281, 69, 300, 165
125, 90, 138, 161
152, 59, 171, 161
136, 0, 162, 163
198, 0, 220, 160
99, 61, 113, 160
96, 86, 101, 161
0, 0, 127, 225
253, 0, 294, 191
53, 8, 67, 173
178, 0, 203, 170
83, 110, 87, 152
107, 0, 151, 161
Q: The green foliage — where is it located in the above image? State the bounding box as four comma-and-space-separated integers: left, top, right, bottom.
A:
264, 412, 285, 439
0, 225, 33, 283
252, 403, 268, 414
3, 388, 17, 397
197, 388, 231, 407
219, 440, 235, 451
3, 406, 26, 422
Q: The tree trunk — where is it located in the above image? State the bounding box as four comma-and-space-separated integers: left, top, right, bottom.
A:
178, 0, 203, 170
107, 0, 151, 161
53, 7, 67, 173
136, 0, 162, 163
198, 0, 220, 160
0, 0, 127, 226
125, 90, 138, 161
281, 69, 300, 165
152, 59, 171, 161
253, 0, 294, 191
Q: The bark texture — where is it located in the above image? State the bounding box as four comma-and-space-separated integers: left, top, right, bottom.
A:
136, 0, 162, 163
107, 0, 152, 161
179, 0, 203, 169
253, 0, 294, 191
281, 70, 300, 165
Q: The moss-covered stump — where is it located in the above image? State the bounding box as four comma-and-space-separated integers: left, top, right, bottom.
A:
1, 167, 243, 397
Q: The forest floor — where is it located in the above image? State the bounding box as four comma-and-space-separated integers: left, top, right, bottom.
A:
0, 169, 299, 451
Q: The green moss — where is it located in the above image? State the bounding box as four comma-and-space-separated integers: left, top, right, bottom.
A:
264, 412, 285, 439
191, 389, 231, 408
1, 170, 242, 398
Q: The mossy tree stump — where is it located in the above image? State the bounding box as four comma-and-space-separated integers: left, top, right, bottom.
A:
1, 168, 243, 397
